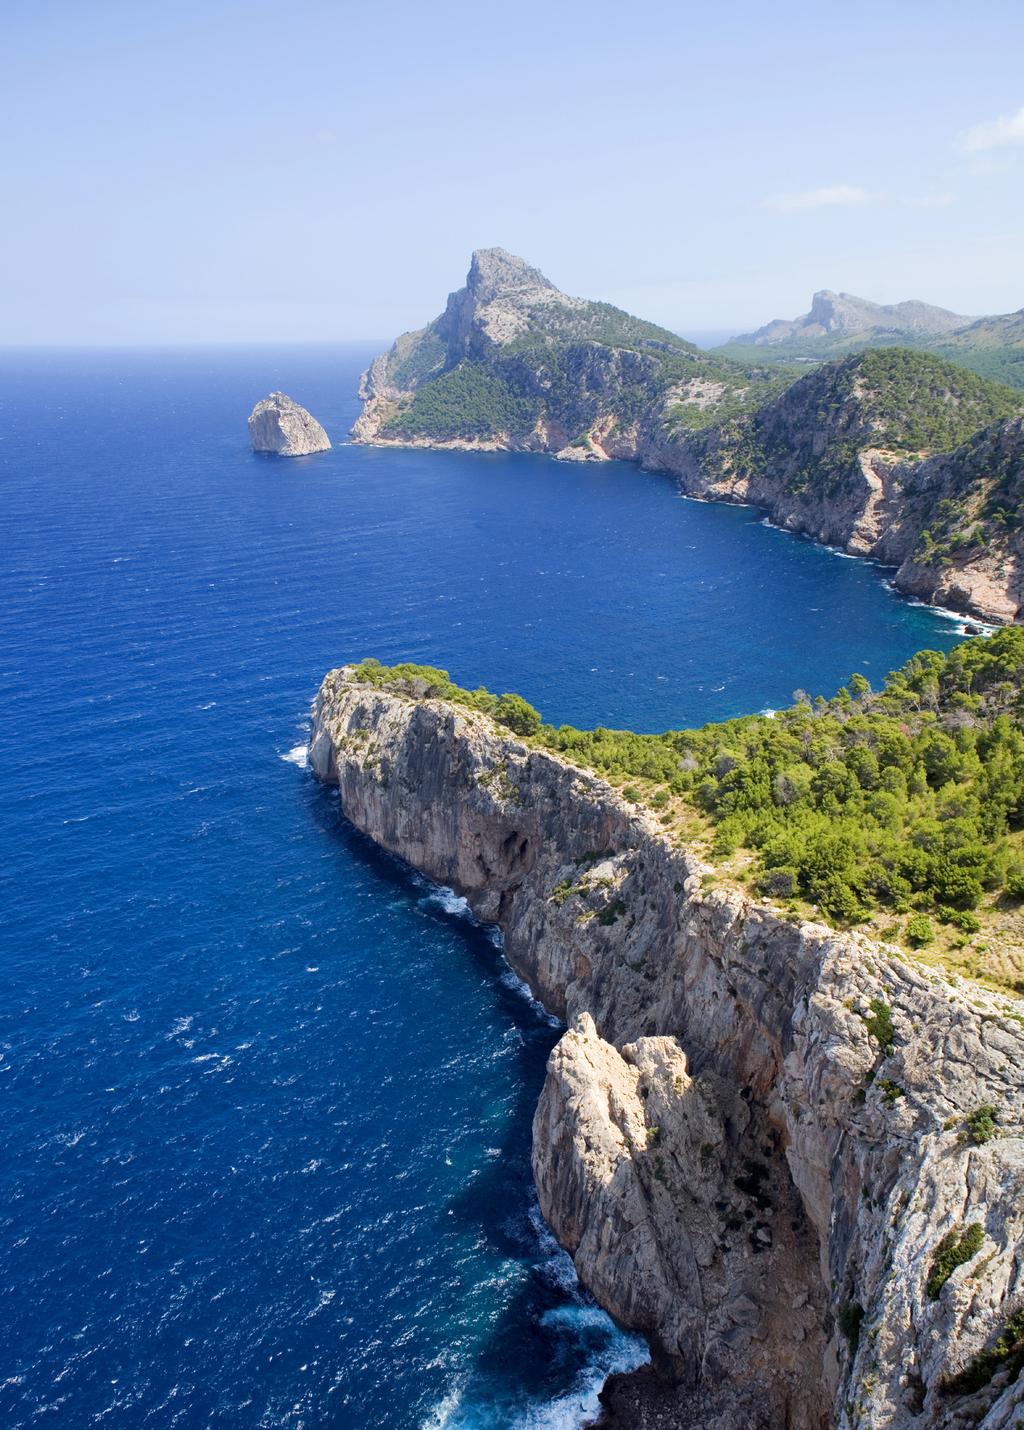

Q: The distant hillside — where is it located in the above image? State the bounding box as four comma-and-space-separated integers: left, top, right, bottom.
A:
730, 289, 970, 347
719, 294, 1024, 389
352, 251, 1024, 621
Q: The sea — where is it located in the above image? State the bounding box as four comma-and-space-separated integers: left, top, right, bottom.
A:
0, 344, 965, 1428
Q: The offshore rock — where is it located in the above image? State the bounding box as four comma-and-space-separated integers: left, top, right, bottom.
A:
308, 669, 1024, 1429
248, 392, 331, 456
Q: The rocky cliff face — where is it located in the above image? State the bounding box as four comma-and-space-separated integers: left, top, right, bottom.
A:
308, 670, 1024, 1429
248, 392, 331, 456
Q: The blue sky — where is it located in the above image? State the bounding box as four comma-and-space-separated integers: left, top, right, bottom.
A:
4, 0, 1023, 343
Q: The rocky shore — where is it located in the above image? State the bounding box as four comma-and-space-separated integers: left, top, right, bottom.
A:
308, 668, 1024, 1429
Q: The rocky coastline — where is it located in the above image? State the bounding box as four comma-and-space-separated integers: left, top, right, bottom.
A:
308, 668, 1024, 1429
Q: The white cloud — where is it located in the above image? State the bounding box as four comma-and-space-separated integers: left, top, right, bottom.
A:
956, 105, 1024, 153
910, 192, 956, 209
763, 184, 874, 213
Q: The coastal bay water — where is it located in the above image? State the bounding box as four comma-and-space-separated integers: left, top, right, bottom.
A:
0, 345, 964, 1428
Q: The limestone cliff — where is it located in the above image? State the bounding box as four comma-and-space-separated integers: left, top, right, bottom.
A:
308, 669, 1024, 1429
248, 391, 331, 456
351, 252, 1024, 623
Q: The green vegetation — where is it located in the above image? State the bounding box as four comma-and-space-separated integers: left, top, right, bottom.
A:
349, 659, 542, 738
851, 349, 1022, 450
382, 362, 541, 441
964, 1104, 999, 1145
714, 333, 1024, 391
349, 630, 1024, 991
905, 914, 934, 947
542, 630, 1024, 948
926, 1223, 985, 1298
943, 1306, 1024, 1396
861, 998, 895, 1053
710, 349, 1024, 502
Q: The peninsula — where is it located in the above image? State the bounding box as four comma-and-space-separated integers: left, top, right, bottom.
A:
308, 648, 1024, 1428
352, 250, 1024, 623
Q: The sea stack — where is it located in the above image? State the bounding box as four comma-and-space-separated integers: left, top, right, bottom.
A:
248, 392, 331, 456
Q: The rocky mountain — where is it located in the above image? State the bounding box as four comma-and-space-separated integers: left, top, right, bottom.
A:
729, 291, 972, 348
248, 392, 331, 456
353, 252, 1024, 622
352, 248, 788, 455
307, 662, 1024, 1429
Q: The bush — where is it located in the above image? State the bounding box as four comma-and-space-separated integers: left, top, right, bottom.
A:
861, 996, 896, 1053
1005, 872, 1024, 900
905, 914, 935, 947
943, 1307, 1024, 1396
494, 693, 542, 737
937, 906, 981, 934
926, 1223, 985, 1299
964, 1104, 998, 1145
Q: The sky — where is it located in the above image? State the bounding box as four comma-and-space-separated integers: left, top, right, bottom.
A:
3, 0, 1023, 345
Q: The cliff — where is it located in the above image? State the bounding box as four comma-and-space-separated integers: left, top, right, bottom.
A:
307, 668, 1024, 1429
351, 252, 1024, 623
248, 391, 331, 456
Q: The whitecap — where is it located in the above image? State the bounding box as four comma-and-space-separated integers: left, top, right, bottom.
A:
281, 743, 309, 769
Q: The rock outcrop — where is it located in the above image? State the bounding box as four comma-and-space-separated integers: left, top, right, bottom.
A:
248, 392, 331, 456
308, 669, 1024, 1429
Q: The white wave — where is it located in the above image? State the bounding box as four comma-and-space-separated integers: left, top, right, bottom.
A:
498, 965, 563, 1029
422, 886, 475, 919
420, 1383, 466, 1429
280, 742, 309, 768
506, 1322, 648, 1429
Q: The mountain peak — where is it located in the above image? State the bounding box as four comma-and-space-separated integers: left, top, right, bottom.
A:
466, 248, 560, 304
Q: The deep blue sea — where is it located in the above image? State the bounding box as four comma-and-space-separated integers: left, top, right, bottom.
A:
0, 345, 964, 1428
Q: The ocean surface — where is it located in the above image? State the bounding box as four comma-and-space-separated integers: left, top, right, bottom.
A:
0, 345, 965, 1428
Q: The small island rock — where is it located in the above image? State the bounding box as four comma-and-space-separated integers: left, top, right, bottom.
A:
248, 392, 331, 456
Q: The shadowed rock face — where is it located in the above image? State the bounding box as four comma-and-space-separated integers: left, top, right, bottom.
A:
248, 392, 330, 456
308, 670, 1024, 1429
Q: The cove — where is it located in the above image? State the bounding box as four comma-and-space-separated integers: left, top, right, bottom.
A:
0, 344, 964, 1428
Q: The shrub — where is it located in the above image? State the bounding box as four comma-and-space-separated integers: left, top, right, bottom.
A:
861, 997, 896, 1053
905, 914, 934, 947
926, 1223, 985, 1298
964, 1104, 999, 1145
494, 693, 541, 737
943, 1307, 1024, 1396
1005, 872, 1024, 901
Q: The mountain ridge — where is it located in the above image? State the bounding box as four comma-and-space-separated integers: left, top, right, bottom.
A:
730, 289, 973, 347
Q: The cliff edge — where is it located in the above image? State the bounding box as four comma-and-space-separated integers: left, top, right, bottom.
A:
307, 668, 1024, 1429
